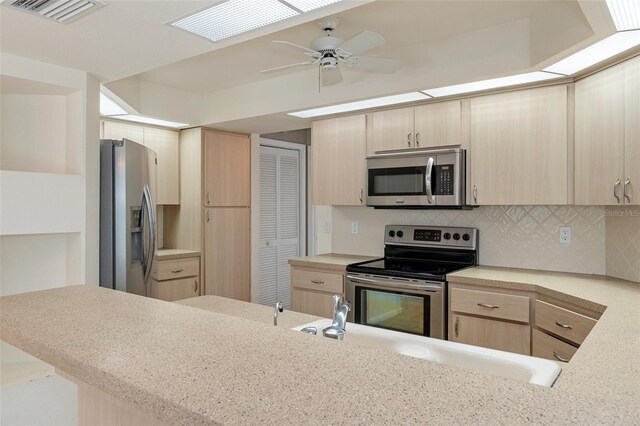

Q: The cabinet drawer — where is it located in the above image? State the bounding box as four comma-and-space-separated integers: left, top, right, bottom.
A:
150, 277, 200, 302
292, 268, 343, 294
532, 328, 578, 363
534, 300, 596, 345
450, 287, 530, 323
152, 257, 199, 281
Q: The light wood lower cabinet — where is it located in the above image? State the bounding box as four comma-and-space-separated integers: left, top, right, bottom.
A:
150, 255, 200, 302
450, 313, 531, 355
532, 328, 578, 363
204, 207, 250, 301
291, 266, 345, 317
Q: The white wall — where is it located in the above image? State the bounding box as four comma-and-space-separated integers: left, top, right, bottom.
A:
329, 205, 606, 276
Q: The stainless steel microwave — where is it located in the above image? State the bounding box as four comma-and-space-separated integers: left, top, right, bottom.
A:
366, 148, 467, 208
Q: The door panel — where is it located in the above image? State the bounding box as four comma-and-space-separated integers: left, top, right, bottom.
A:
625, 55, 640, 205
414, 101, 461, 148
450, 313, 531, 355
143, 127, 179, 205
204, 131, 250, 207
370, 107, 415, 152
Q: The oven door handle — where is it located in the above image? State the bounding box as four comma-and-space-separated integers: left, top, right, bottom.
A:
348, 277, 442, 292
425, 156, 434, 204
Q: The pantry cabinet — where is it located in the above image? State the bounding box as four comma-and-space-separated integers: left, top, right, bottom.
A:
312, 114, 366, 206
469, 85, 569, 205
203, 130, 251, 207
369, 101, 461, 153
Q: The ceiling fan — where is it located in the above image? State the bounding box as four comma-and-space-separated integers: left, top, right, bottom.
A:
259, 17, 401, 86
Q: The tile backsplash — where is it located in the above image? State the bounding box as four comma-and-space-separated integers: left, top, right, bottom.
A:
329, 205, 606, 275
606, 207, 640, 283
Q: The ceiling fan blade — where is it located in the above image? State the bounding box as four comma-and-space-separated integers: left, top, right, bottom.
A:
260, 61, 315, 74
337, 31, 385, 56
347, 56, 401, 74
272, 40, 320, 56
322, 67, 343, 86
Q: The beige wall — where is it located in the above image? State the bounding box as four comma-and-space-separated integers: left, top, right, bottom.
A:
330, 205, 606, 276
606, 207, 640, 283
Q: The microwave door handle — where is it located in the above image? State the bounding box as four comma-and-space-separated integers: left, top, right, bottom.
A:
425, 157, 434, 204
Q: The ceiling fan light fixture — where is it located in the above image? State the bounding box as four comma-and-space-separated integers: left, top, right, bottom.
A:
170, 0, 299, 42
606, 0, 640, 31
543, 30, 640, 75
421, 71, 561, 97
281, 0, 342, 13
288, 92, 429, 118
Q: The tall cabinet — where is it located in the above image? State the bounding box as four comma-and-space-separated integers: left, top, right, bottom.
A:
165, 128, 251, 301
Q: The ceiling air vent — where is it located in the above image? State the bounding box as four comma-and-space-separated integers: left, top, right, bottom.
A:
6, 0, 106, 23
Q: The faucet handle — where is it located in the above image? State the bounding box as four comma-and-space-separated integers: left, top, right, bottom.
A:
332, 294, 341, 317
342, 300, 352, 312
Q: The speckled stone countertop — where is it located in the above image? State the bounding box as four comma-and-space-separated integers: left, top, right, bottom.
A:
1, 277, 639, 425
155, 248, 200, 260
288, 253, 378, 271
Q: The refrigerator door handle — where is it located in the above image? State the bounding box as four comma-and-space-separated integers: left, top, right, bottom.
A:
142, 184, 157, 287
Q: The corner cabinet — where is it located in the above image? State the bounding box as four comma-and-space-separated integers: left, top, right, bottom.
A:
575, 55, 640, 205
311, 114, 366, 206
469, 85, 569, 205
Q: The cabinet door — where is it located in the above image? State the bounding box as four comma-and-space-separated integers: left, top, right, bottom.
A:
203, 131, 250, 207
470, 85, 568, 205
292, 288, 337, 318
204, 207, 250, 301
370, 107, 414, 152
625, 55, 640, 205
143, 127, 180, 205
102, 120, 144, 145
150, 277, 199, 302
311, 114, 366, 205
450, 313, 531, 355
575, 64, 625, 205
414, 101, 461, 148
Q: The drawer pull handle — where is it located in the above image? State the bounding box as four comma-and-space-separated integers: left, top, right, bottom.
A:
555, 320, 572, 329
477, 303, 499, 309
455, 316, 460, 337
194, 280, 198, 293
171, 269, 184, 273
553, 351, 569, 362
311, 280, 325, 285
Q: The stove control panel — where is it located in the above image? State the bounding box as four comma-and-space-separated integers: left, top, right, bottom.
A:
384, 225, 478, 249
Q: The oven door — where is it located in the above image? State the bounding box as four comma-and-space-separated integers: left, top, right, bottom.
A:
346, 273, 445, 339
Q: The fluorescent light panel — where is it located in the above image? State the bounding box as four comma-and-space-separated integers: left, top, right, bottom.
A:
283, 0, 342, 12
171, 0, 299, 42
288, 92, 429, 118
544, 30, 640, 75
422, 72, 560, 98
100, 93, 127, 116
606, 0, 640, 31
114, 114, 189, 129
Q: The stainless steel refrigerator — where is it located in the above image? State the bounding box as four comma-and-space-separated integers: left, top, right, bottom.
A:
100, 139, 157, 296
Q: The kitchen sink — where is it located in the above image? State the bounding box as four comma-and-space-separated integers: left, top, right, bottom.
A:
292, 319, 561, 387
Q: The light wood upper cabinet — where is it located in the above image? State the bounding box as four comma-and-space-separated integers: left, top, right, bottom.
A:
203, 130, 250, 207
575, 63, 625, 205
143, 127, 179, 205
204, 207, 250, 301
312, 114, 366, 206
370, 101, 462, 153
370, 107, 414, 152
102, 120, 144, 145
469, 85, 569, 205
414, 101, 461, 149
624, 55, 640, 206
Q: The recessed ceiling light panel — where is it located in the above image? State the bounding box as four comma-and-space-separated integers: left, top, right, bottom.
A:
114, 115, 189, 129
288, 92, 429, 118
171, 0, 299, 43
544, 30, 640, 75
282, 0, 342, 13
606, 0, 640, 31
422, 72, 560, 98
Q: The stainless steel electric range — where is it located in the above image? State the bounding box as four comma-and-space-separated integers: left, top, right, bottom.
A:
346, 225, 478, 340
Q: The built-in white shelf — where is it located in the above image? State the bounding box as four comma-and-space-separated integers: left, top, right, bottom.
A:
0, 171, 84, 236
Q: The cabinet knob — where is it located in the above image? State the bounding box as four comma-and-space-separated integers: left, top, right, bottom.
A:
359, 189, 363, 203
624, 178, 631, 203
477, 303, 499, 309
454, 316, 460, 337
555, 320, 572, 329
415, 131, 420, 147
614, 179, 621, 203
473, 185, 478, 204
206, 192, 211, 205
207, 211, 211, 223
194, 280, 199, 293
407, 132, 412, 147
171, 269, 184, 274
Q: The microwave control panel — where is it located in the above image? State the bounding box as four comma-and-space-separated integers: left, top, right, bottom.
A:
435, 164, 454, 195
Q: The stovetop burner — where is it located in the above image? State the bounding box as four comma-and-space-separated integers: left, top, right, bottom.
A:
346, 258, 463, 281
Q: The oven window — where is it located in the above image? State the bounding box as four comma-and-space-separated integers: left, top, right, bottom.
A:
359, 288, 429, 336
368, 166, 427, 196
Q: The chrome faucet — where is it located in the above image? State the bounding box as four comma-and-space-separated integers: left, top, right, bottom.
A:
273, 301, 283, 326
322, 294, 351, 340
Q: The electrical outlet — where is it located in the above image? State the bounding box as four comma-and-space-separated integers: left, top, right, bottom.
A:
323, 220, 331, 234
351, 221, 359, 235
560, 226, 572, 244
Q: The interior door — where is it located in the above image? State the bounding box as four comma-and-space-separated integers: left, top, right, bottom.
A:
259, 146, 301, 308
